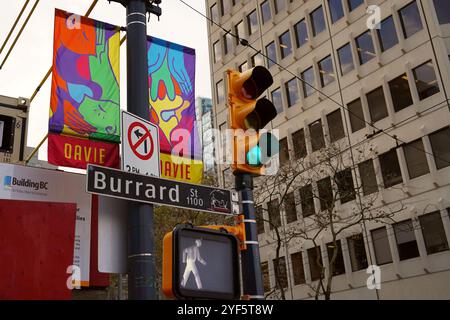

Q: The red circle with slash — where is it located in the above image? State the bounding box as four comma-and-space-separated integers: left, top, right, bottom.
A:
127, 122, 155, 160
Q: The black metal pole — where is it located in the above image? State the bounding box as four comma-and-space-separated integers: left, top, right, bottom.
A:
125, 0, 156, 300
235, 173, 265, 300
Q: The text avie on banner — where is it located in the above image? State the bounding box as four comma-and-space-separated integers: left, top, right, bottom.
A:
147, 36, 203, 184
48, 9, 120, 169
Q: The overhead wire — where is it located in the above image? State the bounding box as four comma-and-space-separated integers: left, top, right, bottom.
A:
0, 0, 40, 70
177, 0, 450, 167
0, 0, 31, 56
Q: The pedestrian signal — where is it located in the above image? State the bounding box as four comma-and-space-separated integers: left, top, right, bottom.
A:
162, 224, 240, 300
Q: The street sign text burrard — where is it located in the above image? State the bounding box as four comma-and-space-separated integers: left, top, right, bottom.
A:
86, 165, 238, 215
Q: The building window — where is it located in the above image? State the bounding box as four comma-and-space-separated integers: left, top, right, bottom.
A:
355, 30, 375, 65
273, 256, 288, 288
292, 129, 307, 159
308, 247, 323, 281
347, 98, 365, 132
348, 234, 368, 271
251, 53, 264, 67
389, 74, 413, 112
337, 43, 354, 75
219, 122, 227, 163
419, 211, 449, 254
367, 87, 388, 123
291, 252, 306, 285
274, 0, 286, 15
403, 139, 430, 179
279, 137, 290, 166
377, 16, 398, 52
210, 3, 219, 25
358, 159, 378, 196
327, 109, 345, 143
371, 227, 393, 265
328, 0, 344, 23
294, 19, 308, 48
213, 40, 221, 63
300, 184, 315, 217
222, 166, 233, 188
301, 67, 315, 98
247, 10, 258, 35
285, 78, 299, 108
433, 0, 450, 25
271, 87, 283, 113
317, 177, 333, 211
348, 0, 363, 11
399, 1, 423, 38
261, 261, 270, 292
318, 55, 335, 87
309, 119, 325, 152
216, 80, 224, 105
336, 168, 356, 204
379, 149, 403, 188
326, 240, 345, 276
266, 41, 277, 68
223, 33, 233, 55
0, 115, 14, 153
220, 0, 230, 16
279, 30, 292, 59
238, 61, 249, 73
413, 61, 440, 100
261, 0, 272, 24
235, 20, 245, 45
310, 6, 326, 37
256, 205, 265, 234
268, 198, 281, 229
429, 126, 450, 169
394, 220, 420, 261
285, 192, 297, 224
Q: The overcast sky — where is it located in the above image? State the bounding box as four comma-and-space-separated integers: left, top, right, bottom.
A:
0, 0, 211, 160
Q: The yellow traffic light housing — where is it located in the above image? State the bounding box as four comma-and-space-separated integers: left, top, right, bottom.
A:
227, 66, 279, 176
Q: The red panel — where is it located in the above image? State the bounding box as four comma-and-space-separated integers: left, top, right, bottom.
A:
0, 200, 76, 300
89, 195, 110, 287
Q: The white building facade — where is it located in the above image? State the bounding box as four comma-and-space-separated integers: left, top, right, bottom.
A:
206, 0, 450, 299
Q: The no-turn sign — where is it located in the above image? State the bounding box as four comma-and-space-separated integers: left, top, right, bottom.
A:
121, 110, 160, 177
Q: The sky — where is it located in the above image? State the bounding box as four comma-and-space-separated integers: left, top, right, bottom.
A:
0, 0, 211, 161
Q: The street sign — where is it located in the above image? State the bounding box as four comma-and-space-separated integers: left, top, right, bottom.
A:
86, 164, 239, 215
162, 225, 241, 300
121, 110, 160, 177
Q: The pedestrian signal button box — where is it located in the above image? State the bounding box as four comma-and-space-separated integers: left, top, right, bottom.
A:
162, 224, 240, 300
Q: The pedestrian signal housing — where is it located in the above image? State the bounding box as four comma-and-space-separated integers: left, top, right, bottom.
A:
162, 224, 240, 300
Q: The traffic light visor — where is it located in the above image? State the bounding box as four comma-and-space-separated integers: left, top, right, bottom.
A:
246, 132, 279, 166
241, 66, 274, 99
244, 98, 278, 130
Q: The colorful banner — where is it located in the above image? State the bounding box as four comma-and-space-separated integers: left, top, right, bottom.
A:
147, 36, 203, 183
49, 8, 120, 144
48, 133, 120, 169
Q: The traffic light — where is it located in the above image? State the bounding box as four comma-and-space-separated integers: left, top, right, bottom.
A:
162, 224, 241, 300
227, 66, 279, 175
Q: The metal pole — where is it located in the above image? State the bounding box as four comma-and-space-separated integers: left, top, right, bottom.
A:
125, 0, 156, 300
235, 173, 265, 300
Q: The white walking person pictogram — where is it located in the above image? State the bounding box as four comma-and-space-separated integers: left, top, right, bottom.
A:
181, 239, 207, 289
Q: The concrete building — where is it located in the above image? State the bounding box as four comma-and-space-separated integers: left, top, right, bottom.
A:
206, 0, 450, 299
196, 97, 217, 175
